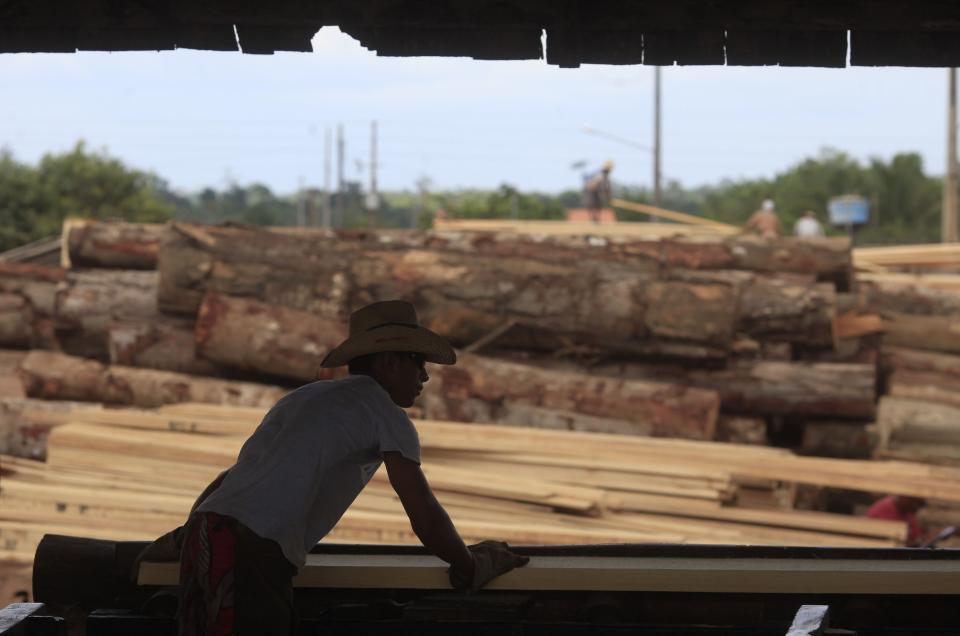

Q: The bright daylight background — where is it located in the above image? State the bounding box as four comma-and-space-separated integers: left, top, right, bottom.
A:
0, 28, 947, 194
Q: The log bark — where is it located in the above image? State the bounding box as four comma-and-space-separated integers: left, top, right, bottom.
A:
887, 369, 960, 409
716, 416, 768, 445
800, 421, 876, 459
157, 222, 358, 317
158, 222, 846, 359
421, 352, 720, 440
17, 351, 286, 408
195, 293, 347, 381
0, 397, 88, 459
0, 263, 64, 349
875, 397, 960, 463
579, 359, 877, 419
55, 270, 160, 359
62, 219, 167, 269
108, 319, 219, 376
881, 345, 960, 377
0, 293, 36, 347
684, 361, 876, 419
736, 278, 835, 346
658, 235, 851, 279
664, 269, 835, 346
882, 312, 960, 354
858, 280, 960, 317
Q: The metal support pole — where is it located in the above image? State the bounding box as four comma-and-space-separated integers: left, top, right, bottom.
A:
653, 66, 662, 208
944, 68, 958, 243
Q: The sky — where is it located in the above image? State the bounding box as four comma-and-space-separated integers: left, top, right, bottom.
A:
0, 28, 950, 195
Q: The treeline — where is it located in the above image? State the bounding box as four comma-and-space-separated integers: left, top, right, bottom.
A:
0, 143, 949, 252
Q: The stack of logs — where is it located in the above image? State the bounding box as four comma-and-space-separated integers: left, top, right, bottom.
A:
2, 220, 959, 462
2, 219, 875, 447
4, 219, 960, 600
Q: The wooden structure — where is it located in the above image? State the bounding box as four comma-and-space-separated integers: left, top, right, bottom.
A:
9, 538, 960, 634
4, 1, 960, 67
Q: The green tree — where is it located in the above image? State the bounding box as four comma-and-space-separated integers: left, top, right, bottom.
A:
0, 142, 174, 251
0, 150, 45, 250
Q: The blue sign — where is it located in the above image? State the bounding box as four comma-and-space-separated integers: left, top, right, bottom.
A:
828, 196, 870, 225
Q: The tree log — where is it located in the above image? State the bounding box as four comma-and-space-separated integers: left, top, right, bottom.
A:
0, 263, 64, 349
56, 270, 160, 359
17, 351, 286, 408
887, 369, 960, 409
858, 280, 960, 317
62, 219, 167, 269
0, 397, 88, 459
658, 235, 851, 279
875, 397, 960, 463
882, 312, 960, 354
157, 222, 357, 317
0, 293, 36, 347
736, 278, 835, 346
108, 319, 219, 376
685, 361, 876, 419
664, 269, 835, 346
881, 346, 960, 377
195, 293, 347, 381
716, 416, 768, 445
578, 359, 877, 419
421, 352, 720, 440
158, 223, 846, 358
800, 421, 876, 459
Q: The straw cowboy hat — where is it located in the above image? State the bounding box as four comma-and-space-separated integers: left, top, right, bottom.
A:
320, 300, 457, 368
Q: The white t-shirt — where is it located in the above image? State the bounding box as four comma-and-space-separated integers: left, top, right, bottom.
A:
196, 375, 420, 569
794, 216, 824, 237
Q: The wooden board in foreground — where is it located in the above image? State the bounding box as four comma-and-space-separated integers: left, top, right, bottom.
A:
139, 552, 960, 595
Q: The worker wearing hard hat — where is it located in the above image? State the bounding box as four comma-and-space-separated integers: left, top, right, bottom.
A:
583, 160, 614, 223
743, 198, 783, 238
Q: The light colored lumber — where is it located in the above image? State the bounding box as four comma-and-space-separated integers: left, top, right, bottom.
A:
611, 199, 739, 229
433, 218, 737, 237
140, 552, 960, 594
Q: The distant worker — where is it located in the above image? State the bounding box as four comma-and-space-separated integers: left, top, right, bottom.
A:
743, 198, 782, 238
867, 494, 926, 546
794, 210, 825, 238
583, 160, 614, 223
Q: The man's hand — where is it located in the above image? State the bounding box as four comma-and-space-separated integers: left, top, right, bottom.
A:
449, 540, 529, 592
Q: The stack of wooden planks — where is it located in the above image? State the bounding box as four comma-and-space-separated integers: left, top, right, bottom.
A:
3, 400, 936, 575
853, 242, 960, 272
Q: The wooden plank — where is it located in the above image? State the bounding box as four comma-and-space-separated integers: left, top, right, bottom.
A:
139, 552, 960, 594
611, 199, 738, 229
432, 219, 735, 237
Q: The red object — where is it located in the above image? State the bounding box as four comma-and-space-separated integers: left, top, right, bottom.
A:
180, 512, 237, 636
867, 495, 922, 544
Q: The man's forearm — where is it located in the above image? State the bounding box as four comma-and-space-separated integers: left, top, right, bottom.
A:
409, 495, 473, 574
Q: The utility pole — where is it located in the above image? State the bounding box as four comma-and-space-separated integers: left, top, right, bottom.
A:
322, 127, 332, 228
367, 120, 379, 228
296, 176, 306, 227
336, 124, 345, 227
945, 68, 958, 243
653, 66, 662, 208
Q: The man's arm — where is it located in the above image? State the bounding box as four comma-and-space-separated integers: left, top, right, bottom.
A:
383, 451, 474, 577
